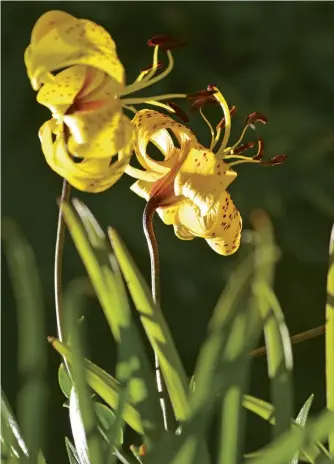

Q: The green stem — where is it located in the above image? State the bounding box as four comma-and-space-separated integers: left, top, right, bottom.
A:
143, 199, 176, 432
54, 179, 72, 343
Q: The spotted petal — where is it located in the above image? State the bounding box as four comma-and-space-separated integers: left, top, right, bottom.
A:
25, 10, 125, 91
39, 119, 131, 192
175, 145, 237, 217
132, 109, 194, 174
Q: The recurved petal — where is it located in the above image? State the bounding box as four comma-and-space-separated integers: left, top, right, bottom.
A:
174, 145, 237, 217
65, 109, 134, 158
133, 109, 194, 174
25, 11, 124, 91
205, 193, 242, 256
38, 119, 131, 192
37, 65, 87, 115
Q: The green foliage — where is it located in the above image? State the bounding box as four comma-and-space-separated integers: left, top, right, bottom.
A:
2, 206, 334, 463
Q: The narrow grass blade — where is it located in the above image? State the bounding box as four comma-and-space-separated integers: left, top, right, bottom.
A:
246, 410, 334, 464
1, 390, 29, 461
326, 224, 334, 456
95, 403, 123, 447
49, 338, 144, 434
143, 253, 259, 464
291, 395, 315, 464
105, 384, 129, 464
65, 437, 80, 464
64, 280, 104, 464
61, 199, 164, 438
252, 212, 293, 438
2, 219, 47, 461
109, 228, 189, 421
243, 395, 275, 423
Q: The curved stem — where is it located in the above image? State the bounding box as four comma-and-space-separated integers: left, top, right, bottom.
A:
250, 324, 325, 358
143, 199, 175, 431
54, 179, 71, 343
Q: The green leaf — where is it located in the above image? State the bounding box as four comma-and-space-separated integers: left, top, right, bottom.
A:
61, 199, 164, 439
59, 363, 72, 399
326, 224, 334, 456
1, 390, 29, 462
108, 228, 189, 422
64, 280, 104, 464
65, 437, 80, 464
95, 403, 124, 446
49, 338, 144, 435
247, 409, 334, 464
105, 384, 129, 464
251, 213, 294, 439
2, 219, 47, 461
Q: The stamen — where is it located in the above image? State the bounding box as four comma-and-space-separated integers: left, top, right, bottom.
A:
123, 104, 137, 115
121, 50, 175, 97
168, 102, 189, 123
199, 108, 215, 150
148, 34, 186, 50
208, 85, 232, 157
211, 106, 237, 152
187, 89, 218, 111
136, 46, 160, 83
121, 92, 186, 106
246, 112, 268, 127
252, 136, 264, 161
140, 60, 164, 74
260, 154, 287, 166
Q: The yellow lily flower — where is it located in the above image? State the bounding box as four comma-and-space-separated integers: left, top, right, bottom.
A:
25, 11, 187, 191
126, 86, 287, 255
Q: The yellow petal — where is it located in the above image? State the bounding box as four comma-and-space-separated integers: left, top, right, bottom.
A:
37, 65, 87, 115
132, 109, 193, 174
174, 145, 237, 217
173, 224, 194, 241
65, 110, 134, 158
31, 10, 76, 44
39, 119, 131, 192
205, 193, 242, 256
25, 11, 124, 91
176, 201, 209, 237
130, 180, 153, 200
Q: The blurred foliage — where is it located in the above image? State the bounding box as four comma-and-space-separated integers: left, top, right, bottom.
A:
2, 2, 334, 463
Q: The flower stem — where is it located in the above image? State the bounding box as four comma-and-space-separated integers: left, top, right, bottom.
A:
54, 179, 71, 343
250, 324, 325, 358
143, 198, 176, 431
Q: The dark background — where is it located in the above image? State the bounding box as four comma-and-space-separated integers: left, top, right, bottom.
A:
2, 2, 334, 462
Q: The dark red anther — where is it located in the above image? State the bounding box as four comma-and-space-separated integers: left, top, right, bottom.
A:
187, 89, 217, 101
168, 102, 189, 123
233, 141, 256, 155
252, 136, 264, 160
148, 35, 186, 51
207, 84, 217, 92
260, 154, 287, 166
217, 106, 237, 129
140, 60, 164, 73
187, 89, 219, 111
246, 112, 268, 126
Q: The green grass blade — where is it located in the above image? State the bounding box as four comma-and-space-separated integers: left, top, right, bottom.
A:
246, 410, 334, 464
326, 224, 334, 456
59, 363, 72, 399
62, 199, 164, 438
49, 338, 144, 435
105, 385, 128, 464
291, 395, 315, 464
2, 219, 47, 461
64, 280, 104, 464
108, 228, 189, 422
252, 212, 294, 438
1, 389, 29, 461
243, 395, 275, 423
65, 437, 81, 464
